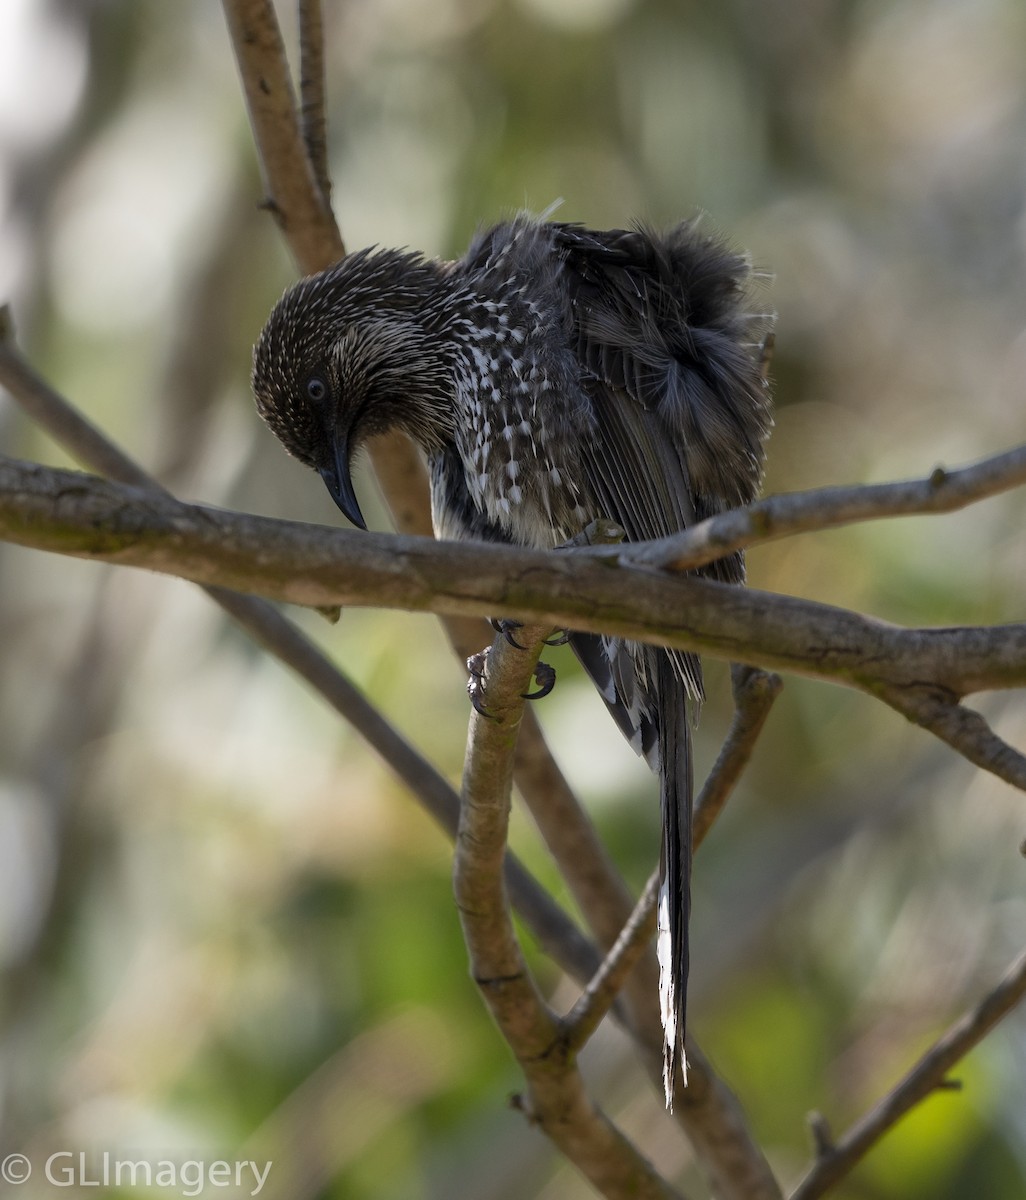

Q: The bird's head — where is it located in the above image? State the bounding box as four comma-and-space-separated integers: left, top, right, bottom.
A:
252, 248, 457, 528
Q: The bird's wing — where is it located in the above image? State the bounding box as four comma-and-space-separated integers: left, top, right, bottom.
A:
552, 220, 771, 570
552, 220, 771, 711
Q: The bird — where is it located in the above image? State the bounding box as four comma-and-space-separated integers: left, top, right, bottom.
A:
251, 214, 773, 1103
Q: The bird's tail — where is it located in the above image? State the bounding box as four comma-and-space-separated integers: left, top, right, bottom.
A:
655, 652, 693, 1109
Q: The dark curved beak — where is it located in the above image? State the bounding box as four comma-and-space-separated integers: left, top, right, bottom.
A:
319, 432, 367, 530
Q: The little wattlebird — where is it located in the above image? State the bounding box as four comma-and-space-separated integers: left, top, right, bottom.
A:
252, 215, 772, 1102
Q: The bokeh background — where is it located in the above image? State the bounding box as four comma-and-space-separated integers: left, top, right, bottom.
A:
1, 1, 1025, 1197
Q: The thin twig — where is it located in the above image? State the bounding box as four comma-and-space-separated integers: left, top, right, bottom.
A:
513, 712, 640, 947
455, 625, 688, 1200
694, 666, 783, 848
609, 443, 1026, 573
298, 0, 332, 205
563, 870, 660, 1054
220, 0, 343, 273
790, 947, 1026, 1200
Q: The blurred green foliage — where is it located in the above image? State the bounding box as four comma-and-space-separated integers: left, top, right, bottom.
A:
0, 0, 1024, 1197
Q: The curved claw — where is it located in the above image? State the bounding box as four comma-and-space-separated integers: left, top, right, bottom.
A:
522, 660, 557, 701
543, 629, 570, 647
466, 649, 496, 719
469, 689, 496, 720
489, 618, 527, 650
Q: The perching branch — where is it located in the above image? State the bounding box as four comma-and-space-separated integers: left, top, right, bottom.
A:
3, 450, 1025, 791
5, 452, 1026, 701
790, 947, 1026, 1200
454, 623, 688, 1200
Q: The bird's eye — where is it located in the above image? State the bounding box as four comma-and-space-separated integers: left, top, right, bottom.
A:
306, 376, 328, 403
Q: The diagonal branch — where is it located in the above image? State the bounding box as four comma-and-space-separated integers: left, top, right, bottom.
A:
562, 870, 660, 1055
694, 665, 783, 847
790, 947, 1026, 1200
455, 623, 688, 1200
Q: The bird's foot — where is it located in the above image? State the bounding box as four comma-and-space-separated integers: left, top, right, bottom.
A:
470, 640, 558, 711
481, 621, 562, 704
490, 618, 568, 649
466, 650, 494, 719
489, 617, 528, 650
522, 660, 557, 701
